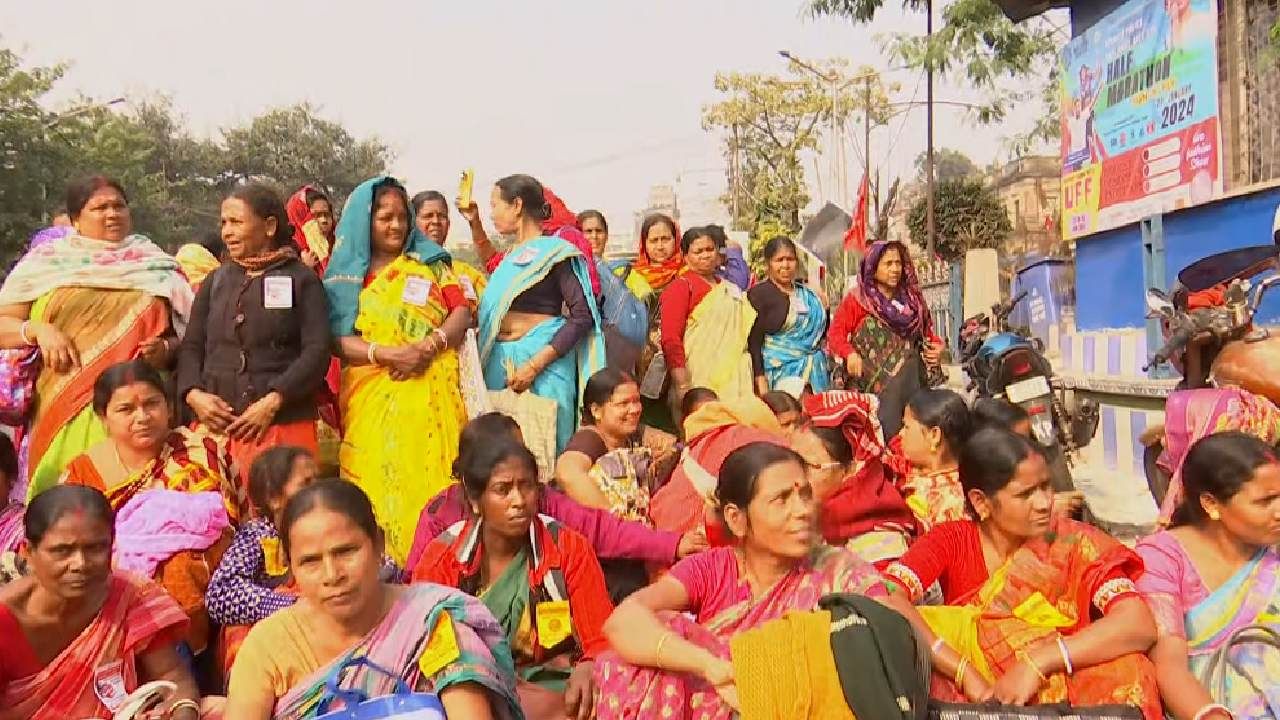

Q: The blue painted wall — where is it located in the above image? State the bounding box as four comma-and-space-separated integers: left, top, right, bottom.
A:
1075, 186, 1280, 330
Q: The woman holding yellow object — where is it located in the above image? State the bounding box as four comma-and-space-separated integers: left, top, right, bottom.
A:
324, 177, 472, 562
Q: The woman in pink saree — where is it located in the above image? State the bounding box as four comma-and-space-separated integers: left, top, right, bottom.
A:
594, 440, 901, 719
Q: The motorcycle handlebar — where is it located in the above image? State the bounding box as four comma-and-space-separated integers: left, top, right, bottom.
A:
996, 291, 1029, 320
1145, 323, 1195, 371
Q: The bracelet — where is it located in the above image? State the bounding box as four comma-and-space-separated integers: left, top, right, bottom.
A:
1056, 635, 1074, 676
1192, 704, 1232, 720
654, 631, 673, 669
18, 321, 34, 347
1016, 650, 1048, 682
954, 657, 969, 687
367, 343, 379, 365
169, 699, 201, 717
433, 328, 448, 350
930, 637, 947, 655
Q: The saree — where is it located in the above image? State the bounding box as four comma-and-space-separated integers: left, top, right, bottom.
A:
0, 572, 188, 720
887, 518, 1161, 720
683, 281, 757, 403
478, 236, 606, 452
286, 185, 335, 273
901, 467, 967, 530
1138, 531, 1280, 718
1157, 388, 1280, 524
175, 243, 221, 289
0, 501, 21, 555
593, 544, 886, 720
262, 584, 522, 720
761, 283, 831, 393
338, 255, 467, 563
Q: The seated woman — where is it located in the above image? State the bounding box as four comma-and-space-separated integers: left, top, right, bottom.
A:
679, 387, 719, 424
972, 397, 1031, 437
760, 390, 803, 438
660, 226, 756, 420
0, 485, 204, 719
61, 360, 237, 656
594, 440, 915, 719
324, 176, 473, 562
747, 236, 830, 397
406, 412, 703, 577
895, 388, 972, 529
414, 438, 612, 720
791, 391, 917, 566
226, 479, 522, 719
476, 174, 605, 454
1136, 432, 1280, 720
207, 446, 318, 676
883, 428, 1161, 719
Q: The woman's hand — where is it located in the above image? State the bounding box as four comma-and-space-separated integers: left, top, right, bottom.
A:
187, 389, 236, 433
137, 337, 172, 369
379, 344, 429, 381
754, 375, 769, 397
507, 362, 540, 393
922, 340, 944, 367
703, 657, 739, 711
677, 527, 709, 558
226, 392, 283, 444
299, 250, 319, 269
457, 200, 482, 227
959, 666, 995, 703
844, 351, 863, 379
563, 661, 597, 720
33, 321, 80, 373
991, 657, 1044, 705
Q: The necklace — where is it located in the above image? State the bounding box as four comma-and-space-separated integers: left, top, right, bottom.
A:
113, 443, 146, 475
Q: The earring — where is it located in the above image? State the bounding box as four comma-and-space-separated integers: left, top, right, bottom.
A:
1208, 508, 1221, 521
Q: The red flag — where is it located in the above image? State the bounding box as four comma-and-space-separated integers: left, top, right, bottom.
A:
843, 174, 869, 252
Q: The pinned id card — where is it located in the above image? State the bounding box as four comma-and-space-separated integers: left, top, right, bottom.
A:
513, 246, 539, 266
93, 659, 128, 711
263, 276, 293, 309
791, 293, 809, 315
535, 599, 573, 648
402, 276, 432, 307
459, 275, 477, 301
419, 613, 461, 677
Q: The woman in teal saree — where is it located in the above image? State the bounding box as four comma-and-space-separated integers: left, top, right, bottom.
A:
476, 174, 605, 452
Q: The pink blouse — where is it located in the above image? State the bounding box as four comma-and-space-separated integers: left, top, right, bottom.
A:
1134, 530, 1209, 638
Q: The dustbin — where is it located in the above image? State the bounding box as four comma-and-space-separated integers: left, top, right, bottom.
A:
1009, 256, 1074, 346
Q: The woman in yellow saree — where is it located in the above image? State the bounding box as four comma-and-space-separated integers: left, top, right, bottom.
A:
324, 177, 473, 563
0, 176, 193, 498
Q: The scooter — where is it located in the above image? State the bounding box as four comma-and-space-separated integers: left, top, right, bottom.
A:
1142, 243, 1280, 505
960, 291, 1099, 491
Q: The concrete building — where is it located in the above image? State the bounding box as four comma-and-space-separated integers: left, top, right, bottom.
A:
990, 155, 1062, 259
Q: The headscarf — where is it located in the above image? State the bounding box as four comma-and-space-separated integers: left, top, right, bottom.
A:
1158, 387, 1280, 524
175, 243, 220, 289
323, 176, 450, 338
285, 185, 336, 273
632, 214, 684, 291
802, 391, 916, 544
855, 240, 932, 339
541, 187, 579, 235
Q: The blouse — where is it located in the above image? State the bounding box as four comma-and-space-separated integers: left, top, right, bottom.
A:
658, 274, 714, 371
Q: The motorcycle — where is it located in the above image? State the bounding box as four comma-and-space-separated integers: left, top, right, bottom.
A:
959, 291, 1099, 491
1141, 243, 1280, 506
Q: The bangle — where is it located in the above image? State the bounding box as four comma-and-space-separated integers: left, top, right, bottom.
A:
954, 657, 969, 687
1056, 635, 1073, 676
433, 328, 448, 349
654, 631, 673, 669
930, 637, 947, 655
169, 699, 200, 717
1193, 704, 1232, 720
18, 321, 34, 347
367, 343, 379, 365
1017, 650, 1048, 682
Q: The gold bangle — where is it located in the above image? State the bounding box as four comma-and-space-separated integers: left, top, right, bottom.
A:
1017, 650, 1048, 682
654, 631, 673, 669
18, 321, 34, 347
367, 342, 379, 365
169, 699, 200, 717
954, 657, 969, 687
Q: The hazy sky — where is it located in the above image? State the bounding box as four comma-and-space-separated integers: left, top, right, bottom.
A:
2, 0, 1049, 242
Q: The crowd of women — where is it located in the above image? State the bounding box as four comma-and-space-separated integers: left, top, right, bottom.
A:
0, 171, 1275, 720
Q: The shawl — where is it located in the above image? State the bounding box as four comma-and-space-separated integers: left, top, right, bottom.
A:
286, 185, 336, 272
632, 218, 684, 291
855, 241, 931, 339
24, 225, 72, 254
323, 176, 451, 338
0, 233, 193, 331
112, 489, 230, 577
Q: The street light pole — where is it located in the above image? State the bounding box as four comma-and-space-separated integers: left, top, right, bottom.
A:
925, 0, 937, 257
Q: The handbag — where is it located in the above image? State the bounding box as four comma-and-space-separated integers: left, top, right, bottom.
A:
315, 656, 445, 720
928, 703, 1142, 719
0, 347, 39, 426
1196, 622, 1280, 705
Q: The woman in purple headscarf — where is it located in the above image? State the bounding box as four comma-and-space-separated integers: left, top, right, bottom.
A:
828, 240, 943, 437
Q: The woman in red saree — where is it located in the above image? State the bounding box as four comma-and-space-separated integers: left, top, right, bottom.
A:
0, 485, 206, 720
594, 440, 907, 719
882, 428, 1162, 719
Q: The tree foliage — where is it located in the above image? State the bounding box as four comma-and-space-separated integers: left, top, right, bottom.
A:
906, 176, 1010, 261
0, 47, 392, 266
703, 59, 893, 233
807, 0, 1067, 154
914, 147, 979, 183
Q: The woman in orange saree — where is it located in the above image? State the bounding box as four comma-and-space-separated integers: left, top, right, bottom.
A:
0, 177, 193, 498
882, 428, 1162, 719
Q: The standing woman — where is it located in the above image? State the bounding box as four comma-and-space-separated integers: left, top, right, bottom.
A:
828, 240, 943, 438
660, 227, 756, 420
747, 236, 830, 397
0, 176, 193, 497
580, 209, 610, 258
412, 189, 488, 306
476, 174, 605, 453
324, 176, 472, 562
284, 185, 336, 273
177, 182, 332, 486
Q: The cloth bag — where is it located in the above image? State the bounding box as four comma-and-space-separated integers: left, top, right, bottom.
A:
457, 329, 492, 420
487, 388, 557, 479
1196, 622, 1280, 709
315, 657, 445, 720
0, 347, 39, 426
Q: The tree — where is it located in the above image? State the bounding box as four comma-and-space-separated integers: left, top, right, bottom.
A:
807, 0, 1067, 154
906, 177, 1011, 261
914, 147, 978, 182
703, 60, 892, 233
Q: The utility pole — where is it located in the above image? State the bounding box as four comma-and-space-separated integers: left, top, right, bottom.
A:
864, 74, 873, 239
925, 0, 937, 257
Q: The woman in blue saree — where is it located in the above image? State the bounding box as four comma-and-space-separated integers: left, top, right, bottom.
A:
747, 236, 830, 397
1137, 432, 1280, 720
477, 174, 605, 453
